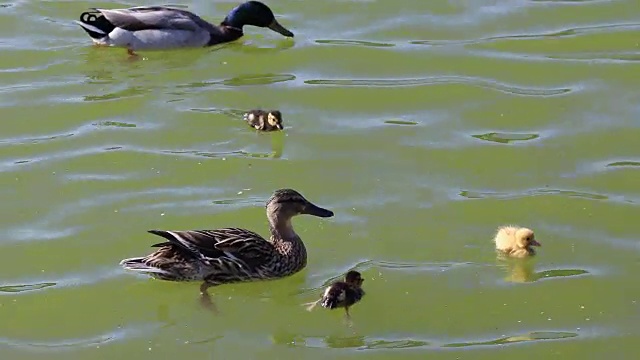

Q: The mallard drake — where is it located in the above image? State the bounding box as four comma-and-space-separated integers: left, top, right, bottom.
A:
74, 1, 294, 56
305, 270, 365, 319
244, 109, 283, 131
119, 189, 333, 309
493, 225, 541, 258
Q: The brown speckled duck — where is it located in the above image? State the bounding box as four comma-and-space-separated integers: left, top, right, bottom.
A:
494, 225, 541, 258
305, 270, 365, 319
120, 188, 333, 309
244, 110, 283, 131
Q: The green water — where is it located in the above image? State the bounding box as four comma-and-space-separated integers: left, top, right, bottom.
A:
1, 0, 639, 358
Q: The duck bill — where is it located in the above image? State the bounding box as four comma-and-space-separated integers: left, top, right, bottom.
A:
276, 124, 283, 130
268, 20, 294, 37
530, 240, 542, 247
304, 203, 334, 218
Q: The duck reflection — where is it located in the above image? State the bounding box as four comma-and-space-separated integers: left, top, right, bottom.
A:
270, 331, 365, 349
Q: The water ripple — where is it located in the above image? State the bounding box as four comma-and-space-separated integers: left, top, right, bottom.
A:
177, 73, 296, 90
304, 75, 574, 97
411, 22, 640, 47
0, 324, 155, 351
315, 39, 395, 48
0, 267, 123, 296
275, 330, 587, 350
458, 188, 637, 204
471, 132, 540, 144
567, 158, 640, 177
442, 331, 579, 348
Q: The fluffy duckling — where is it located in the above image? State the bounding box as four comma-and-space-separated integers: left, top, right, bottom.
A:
305, 270, 365, 319
493, 225, 541, 258
244, 110, 283, 131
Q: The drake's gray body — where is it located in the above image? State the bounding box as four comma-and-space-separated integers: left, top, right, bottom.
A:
74, 2, 294, 51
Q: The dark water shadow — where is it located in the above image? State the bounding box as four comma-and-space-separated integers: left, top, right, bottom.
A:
178, 73, 295, 90
221, 73, 296, 86
443, 331, 578, 348
471, 132, 540, 144
545, 52, 640, 64
93, 120, 137, 128
360, 338, 430, 350
271, 331, 430, 350
606, 161, 640, 168
536, 268, 590, 279
83, 86, 151, 102
0, 282, 57, 293
459, 188, 609, 201
0, 133, 74, 146
272, 330, 578, 350
315, 39, 395, 48
384, 119, 419, 126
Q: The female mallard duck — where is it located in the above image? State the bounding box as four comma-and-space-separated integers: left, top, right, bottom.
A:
494, 225, 541, 258
119, 189, 333, 309
244, 109, 283, 131
74, 1, 294, 56
305, 270, 365, 319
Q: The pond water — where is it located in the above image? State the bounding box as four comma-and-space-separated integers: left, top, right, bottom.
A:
1, 0, 638, 359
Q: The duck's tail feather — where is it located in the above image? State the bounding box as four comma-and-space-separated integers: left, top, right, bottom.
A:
119, 257, 171, 275
75, 10, 115, 39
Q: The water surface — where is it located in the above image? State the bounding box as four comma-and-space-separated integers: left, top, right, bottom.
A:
1, 0, 639, 359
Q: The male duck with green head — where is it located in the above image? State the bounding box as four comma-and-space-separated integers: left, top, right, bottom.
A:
75, 1, 294, 56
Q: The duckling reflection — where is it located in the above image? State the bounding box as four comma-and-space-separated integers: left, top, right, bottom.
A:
305, 271, 365, 321
493, 225, 541, 258
497, 255, 537, 283
269, 331, 365, 349
244, 109, 283, 131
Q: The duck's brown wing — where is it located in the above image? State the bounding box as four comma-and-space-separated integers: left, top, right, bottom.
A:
148, 228, 274, 266
213, 231, 277, 267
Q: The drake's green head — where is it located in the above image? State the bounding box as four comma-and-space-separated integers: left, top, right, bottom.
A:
222, 1, 294, 37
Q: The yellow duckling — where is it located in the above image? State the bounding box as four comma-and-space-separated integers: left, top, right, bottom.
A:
493, 225, 541, 258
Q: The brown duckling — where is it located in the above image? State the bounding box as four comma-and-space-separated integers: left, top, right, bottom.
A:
493, 225, 541, 258
305, 270, 365, 319
243, 110, 283, 131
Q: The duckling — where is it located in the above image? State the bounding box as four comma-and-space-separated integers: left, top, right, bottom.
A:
493, 225, 541, 258
305, 270, 365, 319
244, 110, 283, 131
74, 1, 294, 56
